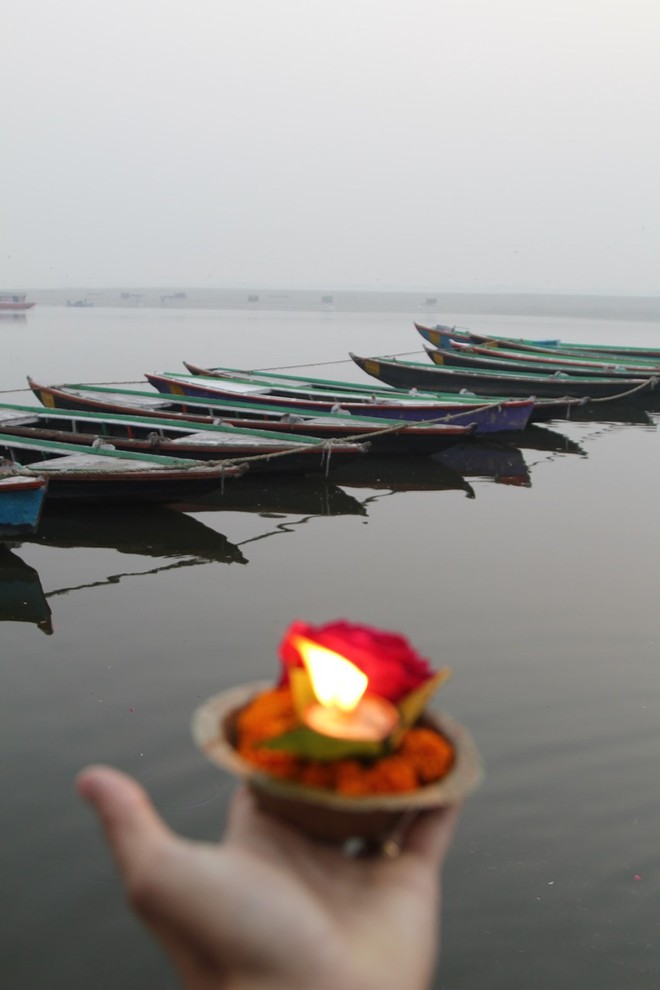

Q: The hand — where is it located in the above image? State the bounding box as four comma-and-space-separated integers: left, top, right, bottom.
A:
77, 765, 459, 990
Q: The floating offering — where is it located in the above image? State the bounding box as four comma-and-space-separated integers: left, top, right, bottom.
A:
192, 620, 483, 843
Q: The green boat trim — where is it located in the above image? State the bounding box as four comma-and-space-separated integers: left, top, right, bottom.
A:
30, 380, 505, 420
362, 354, 649, 387
0, 430, 227, 469
0, 401, 360, 450
423, 323, 660, 362
182, 360, 434, 395
169, 366, 532, 407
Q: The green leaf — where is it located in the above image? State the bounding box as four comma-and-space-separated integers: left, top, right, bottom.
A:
289, 667, 317, 718
391, 668, 452, 746
259, 726, 385, 762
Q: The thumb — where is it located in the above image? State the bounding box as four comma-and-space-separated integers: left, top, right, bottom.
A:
76, 764, 174, 886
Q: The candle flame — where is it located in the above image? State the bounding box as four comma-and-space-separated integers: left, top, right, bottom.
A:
293, 635, 368, 712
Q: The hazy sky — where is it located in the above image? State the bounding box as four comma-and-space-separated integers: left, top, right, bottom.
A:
4, 0, 660, 293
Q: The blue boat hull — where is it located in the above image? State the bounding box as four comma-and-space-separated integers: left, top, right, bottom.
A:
0, 478, 48, 536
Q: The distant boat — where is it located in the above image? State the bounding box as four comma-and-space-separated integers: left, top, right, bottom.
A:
0, 473, 48, 536
67, 299, 94, 308
0, 293, 35, 311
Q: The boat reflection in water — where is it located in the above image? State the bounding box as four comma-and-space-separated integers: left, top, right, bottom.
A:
0, 545, 53, 634
172, 477, 368, 553
1, 486, 368, 632
0, 312, 28, 323
171, 476, 367, 518
329, 455, 476, 496
25, 504, 248, 565
435, 441, 531, 487
567, 402, 655, 426
5, 482, 366, 625
434, 423, 592, 488
485, 424, 587, 456
2, 506, 248, 631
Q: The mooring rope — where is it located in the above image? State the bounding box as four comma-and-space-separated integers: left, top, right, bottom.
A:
209, 399, 510, 475
251, 350, 425, 372
578, 377, 658, 403
4, 370, 655, 479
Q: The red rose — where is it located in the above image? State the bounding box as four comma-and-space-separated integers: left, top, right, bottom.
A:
278, 619, 435, 703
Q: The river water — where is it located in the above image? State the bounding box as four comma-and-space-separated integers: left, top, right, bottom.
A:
2, 302, 659, 989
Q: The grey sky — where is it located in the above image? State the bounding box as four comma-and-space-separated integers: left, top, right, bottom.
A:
4, 0, 659, 293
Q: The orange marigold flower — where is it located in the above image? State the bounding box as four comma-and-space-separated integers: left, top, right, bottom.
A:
298, 762, 338, 790
334, 755, 418, 795
334, 760, 370, 795
365, 755, 418, 793
237, 739, 303, 779
236, 688, 299, 743
399, 728, 454, 783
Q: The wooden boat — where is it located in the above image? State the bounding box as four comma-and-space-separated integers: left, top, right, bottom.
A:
0, 546, 52, 633
25, 380, 476, 454
350, 352, 659, 404
0, 473, 48, 537
0, 433, 247, 502
415, 322, 660, 362
144, 370, 538, 432
437, 338, 660, 375
0, 402, 368, 477
30, 376, 535, 438
178, 362, 589, 425
183, 359, 541, 405
425, 341, 660, 380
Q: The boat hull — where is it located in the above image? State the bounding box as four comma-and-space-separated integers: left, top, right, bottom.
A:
416, 322, 660, 362
21, 383, 473, 457
351, 353, 659, 404
0, 436, 246, 504
145, 372, 535, 432
427, 343, 660, 380
0, 476, 48, 535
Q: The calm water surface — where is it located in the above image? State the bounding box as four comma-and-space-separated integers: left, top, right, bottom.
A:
2, 305, 660, 989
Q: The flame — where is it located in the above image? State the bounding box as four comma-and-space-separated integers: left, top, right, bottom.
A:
292, 635, 368, 712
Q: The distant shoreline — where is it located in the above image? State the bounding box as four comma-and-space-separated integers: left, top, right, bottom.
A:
23, 287, 660, 321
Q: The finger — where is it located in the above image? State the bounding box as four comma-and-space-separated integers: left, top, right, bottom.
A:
77, 766, 231, 977
76, 764, 173, 884
223, 784, 256, 840
401, 803, 461, 868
